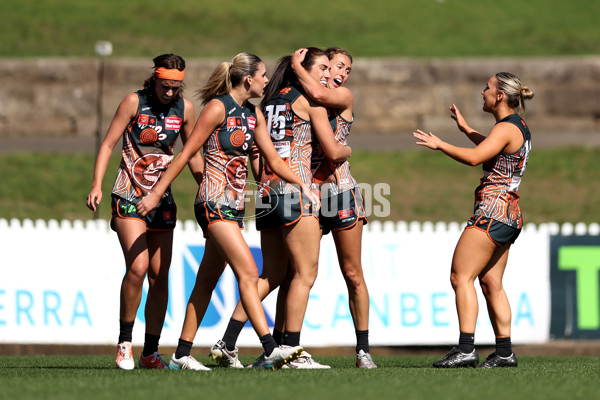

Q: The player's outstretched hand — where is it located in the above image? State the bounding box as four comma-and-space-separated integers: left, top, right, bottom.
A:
413, 129, 443, 150
450, 104, 470, 134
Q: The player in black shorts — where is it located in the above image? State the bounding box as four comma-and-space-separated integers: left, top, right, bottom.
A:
210, 48, 351, 369
137, 53, 315, 370
86, 54, 203, 370
414, 72, 534, 368
282, 47, 375, 368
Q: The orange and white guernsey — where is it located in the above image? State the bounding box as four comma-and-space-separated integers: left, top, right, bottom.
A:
474, 113, 531, 229
311, 109, 356, 197
112, 90, 184, 203
196, 94, 256, 210
259, 85, 312, 196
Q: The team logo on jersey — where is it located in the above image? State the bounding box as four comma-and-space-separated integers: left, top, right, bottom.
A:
163, 211, 173, 221
165, 116, 182, 130
225, 156, 248, 194
227, 117, 242, 128
247, 116, 256, 130
279, 88, 292, 95
132, 153, 172, 190
140, 128, 159, 144
230, 129, 246, 147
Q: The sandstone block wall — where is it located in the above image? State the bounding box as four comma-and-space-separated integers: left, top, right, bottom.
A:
1, 57, 598, 138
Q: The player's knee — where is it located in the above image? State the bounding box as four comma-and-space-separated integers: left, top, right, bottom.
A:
195, 270, 221, 292
124, 264, 148, 286
238, 269, 259, 287
479, 275, 502, 295
450, 271, 472, 290
342, 267, 364, 290
295, 270, 318, 288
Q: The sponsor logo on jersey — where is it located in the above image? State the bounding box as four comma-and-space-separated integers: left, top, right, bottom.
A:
165, 116, 182, 130
163, 211, 173, 221
120, 203, 137, 214
338, 208, 355, 219
274, 141, 290, 158
247, 115, 256, 130
137, 114, 152, 129
227, 117, 243, 128
280, 87, 292, 95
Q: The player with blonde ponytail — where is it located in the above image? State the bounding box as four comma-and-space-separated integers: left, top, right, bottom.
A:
413, 72, 534, 369
137, 53, 316, 370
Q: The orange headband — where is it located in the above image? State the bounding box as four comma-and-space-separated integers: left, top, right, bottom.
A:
154, 67, 185, 81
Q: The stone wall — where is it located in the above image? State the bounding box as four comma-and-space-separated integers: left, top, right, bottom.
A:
1, 57, 599, 138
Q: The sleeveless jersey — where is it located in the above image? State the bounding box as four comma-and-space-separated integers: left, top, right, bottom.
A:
112, 90, 185, 203
473, 113, 532, 228
196, 94, 256, 210
311, 109, 357, 196
259, 85, 313, 196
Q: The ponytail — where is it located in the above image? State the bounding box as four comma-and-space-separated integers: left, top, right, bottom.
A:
197, 53, 263, 105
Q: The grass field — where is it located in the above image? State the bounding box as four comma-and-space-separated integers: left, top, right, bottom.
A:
2, 0, 599, 58
1, 355, 598, 400
1, 148, 599, 224
2, 3, 598, 399
1, 2, 599, 223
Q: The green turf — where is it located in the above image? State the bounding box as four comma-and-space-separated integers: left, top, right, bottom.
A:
1, 148, 599, 224
2, 0, 599, 58
0, 355, 598, 400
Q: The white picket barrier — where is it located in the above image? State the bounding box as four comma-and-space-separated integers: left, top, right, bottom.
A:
0, 218, 597, 347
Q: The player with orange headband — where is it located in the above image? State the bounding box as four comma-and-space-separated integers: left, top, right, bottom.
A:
137, 52, 312, 370
86, 53, 203, 370
154, 67, 186, 81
